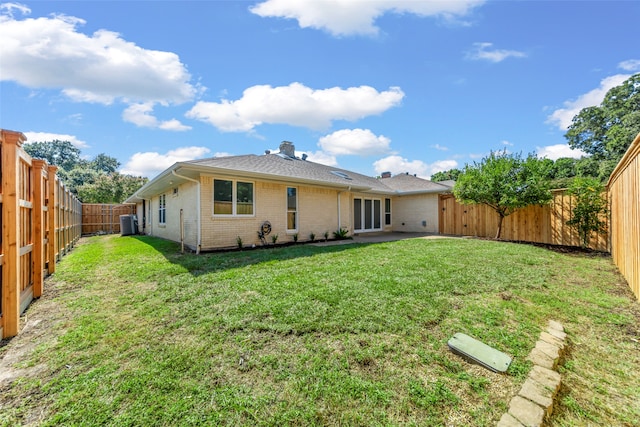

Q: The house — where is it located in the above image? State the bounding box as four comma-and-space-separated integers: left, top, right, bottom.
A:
125, 141, 453, 252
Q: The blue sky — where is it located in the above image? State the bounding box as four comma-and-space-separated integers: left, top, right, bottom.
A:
1, 1, 639, 179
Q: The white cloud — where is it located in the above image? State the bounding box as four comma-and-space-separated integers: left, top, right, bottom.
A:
536, 144, 585, 160
212, 152, 233, 158
618, 59, 640, 72
466, 42, 527, 63
121, 146, 211, 178
0, 6, 197, 105
373, 155, 458, 180
23, 131, 88, 148
122, 103, 191, 131
546, 74, 630, 130
301, 151, 338, 167
0, 2, 30, 18
186, 83, 404, 132
502, 140, 513, 146
318, 129, 391, 156
430, 144, 449, 151
250, 0, 484, 36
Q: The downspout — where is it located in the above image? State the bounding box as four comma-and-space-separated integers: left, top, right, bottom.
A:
172, 169, 201, 254
337, 186, 351, 231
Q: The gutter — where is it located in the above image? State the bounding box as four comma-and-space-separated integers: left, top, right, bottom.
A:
172, 169, 201, 254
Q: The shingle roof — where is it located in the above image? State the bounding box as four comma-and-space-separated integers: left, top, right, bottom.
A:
186, 153, 392, 192
380, 172, 453, 194
126, 146, 453, 203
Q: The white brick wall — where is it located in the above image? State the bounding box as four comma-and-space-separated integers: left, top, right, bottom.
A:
391, 193, 439, 233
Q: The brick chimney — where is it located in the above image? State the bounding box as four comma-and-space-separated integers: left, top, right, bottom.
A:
279, 141, 296, 158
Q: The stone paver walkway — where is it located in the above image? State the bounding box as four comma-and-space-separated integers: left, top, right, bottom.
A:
497, 320, 567, 427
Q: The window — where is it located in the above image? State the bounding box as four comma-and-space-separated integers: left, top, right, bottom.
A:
385, 198, 391, 225
158, 194, 166, 224
213, 179, 254, 216
287, 187, 297, 231
236, 181, 254, 215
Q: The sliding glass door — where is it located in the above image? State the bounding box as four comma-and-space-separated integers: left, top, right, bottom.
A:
354, 198, 382, 232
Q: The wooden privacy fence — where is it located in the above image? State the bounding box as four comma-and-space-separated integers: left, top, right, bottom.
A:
1, 129, 82, 339
82, 203, 134, 235
608, 132, 640, 300
438, 190, 609, 252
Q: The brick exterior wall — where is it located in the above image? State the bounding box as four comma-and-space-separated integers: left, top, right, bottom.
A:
136, 174, 441, 251
200, 176, 351, 250
391, 193, 439, 233
140, 181, 199, 248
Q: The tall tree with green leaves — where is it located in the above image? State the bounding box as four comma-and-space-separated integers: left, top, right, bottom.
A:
24, 140, 147, 203
566, 73, 640, 175
453, 151, 553, 239
23, 139, 83, 171
566, 177, 608, 248
431, 168, 462, 182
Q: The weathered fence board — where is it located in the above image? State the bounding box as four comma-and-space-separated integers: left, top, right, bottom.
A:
438, 190, 609, 252
82, 203, 135, 235
608, 132, 640, 300
1, 129, 81, 338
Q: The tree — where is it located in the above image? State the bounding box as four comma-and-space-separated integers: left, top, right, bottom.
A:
23, 140, 82, 171
566, 73, 640, 163
431, 168, 462, 182
453, 151, 553, 239
566, 177, 608, 248
77, 173, 147, 203
91, 153, 120, 174
24, 139, 146, 203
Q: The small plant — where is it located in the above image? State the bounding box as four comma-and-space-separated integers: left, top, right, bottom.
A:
236, 236, 243, 249
271, 234, 278, 244
333, 227, 350, 240
293, 233, 298, 243
309, 232, 316, 242
323, 231, 329, 241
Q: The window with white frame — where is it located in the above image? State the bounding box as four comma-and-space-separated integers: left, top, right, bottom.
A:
158, 194, 166, 224
385, 198, 391, 225
213, 179, 254, 216
287, 187, 297, 231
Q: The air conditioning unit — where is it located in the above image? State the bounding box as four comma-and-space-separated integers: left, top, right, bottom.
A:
120, 214, 138, 236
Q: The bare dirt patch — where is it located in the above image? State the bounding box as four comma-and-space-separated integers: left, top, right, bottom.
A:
0, 279, 70, 423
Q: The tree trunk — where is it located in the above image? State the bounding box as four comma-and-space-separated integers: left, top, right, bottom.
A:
495, 214, 504, 239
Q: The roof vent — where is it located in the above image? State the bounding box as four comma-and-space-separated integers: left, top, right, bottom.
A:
381, 171, 391, 179
279, 141, 296, 158
265, 150, 271, 155
302, 153, 308, 160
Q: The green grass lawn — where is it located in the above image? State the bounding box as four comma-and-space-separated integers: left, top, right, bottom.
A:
2, 235, 639, 426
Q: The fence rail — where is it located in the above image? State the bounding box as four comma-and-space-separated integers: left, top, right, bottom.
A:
438, 190, 609, 252
1, 129, 82, 338
608, 132, 640, 300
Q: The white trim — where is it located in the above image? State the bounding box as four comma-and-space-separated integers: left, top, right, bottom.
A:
212, 178, 255, 217
353, 197, 383, 232
158, 194, 166, 225
286, 186, 298, 232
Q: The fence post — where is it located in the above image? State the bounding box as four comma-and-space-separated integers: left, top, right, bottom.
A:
32, 159, 47, 298
1, 130, 26, 338
47, 166, 58, 274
